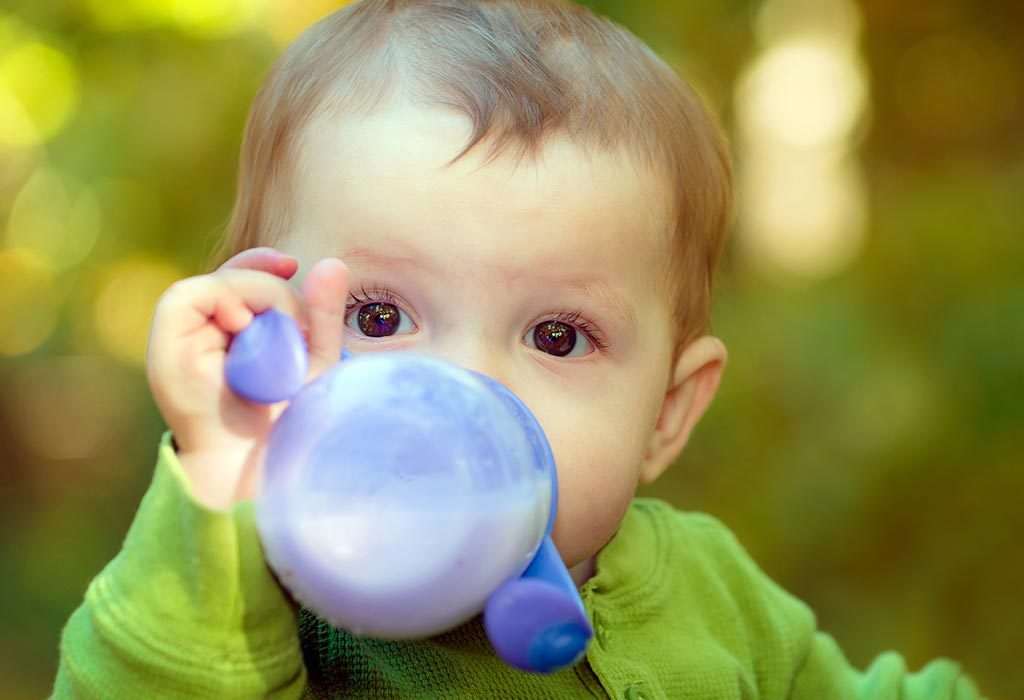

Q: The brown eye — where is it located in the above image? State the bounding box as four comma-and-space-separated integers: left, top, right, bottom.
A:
346, 301, 417, 339
358, 302, 399, 337
532, 320, 579, 357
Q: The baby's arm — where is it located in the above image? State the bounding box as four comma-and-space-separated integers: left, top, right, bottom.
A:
791, 632, 982, 700
52, 250, 348, 698
699, 515, 986, 700
52, 432, 308, 698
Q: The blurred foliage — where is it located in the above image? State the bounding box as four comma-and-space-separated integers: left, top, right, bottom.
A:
0, 0, 1021, 697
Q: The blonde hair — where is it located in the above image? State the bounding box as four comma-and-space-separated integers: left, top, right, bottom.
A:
219, 0, 733, 356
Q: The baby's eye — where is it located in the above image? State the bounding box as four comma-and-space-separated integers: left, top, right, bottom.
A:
523, 320, 594, 358
345, 288, 605, 357
345, 300, 417, 339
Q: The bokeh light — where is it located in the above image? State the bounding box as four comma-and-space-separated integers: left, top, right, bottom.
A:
737, 40, 867, 149
754, 0, 861, 47
735, 0, 869, 280
261, 0, 342, 45
5, 166, 100, 269
93, 258, 182, 365
0, 20, 79, 146
0, 248, 59, 356
82, 0, 266, 38
740, 147, 868, 275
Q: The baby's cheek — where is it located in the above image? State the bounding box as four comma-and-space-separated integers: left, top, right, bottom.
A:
549, 451, 639, 568
534, 395, 651, 568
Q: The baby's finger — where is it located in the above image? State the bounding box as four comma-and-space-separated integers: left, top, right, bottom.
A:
301, 258, 349, 378
156, 269, 306, 339
218, 247, 298, 279
147, 270, 304, 394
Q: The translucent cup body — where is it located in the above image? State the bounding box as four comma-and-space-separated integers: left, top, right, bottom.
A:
255, 352, 552, 638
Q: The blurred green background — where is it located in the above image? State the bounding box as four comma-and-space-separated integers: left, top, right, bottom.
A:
0, 0, 1020, 697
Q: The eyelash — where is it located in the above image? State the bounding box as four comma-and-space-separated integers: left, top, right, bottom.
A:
344, 284, 611, 352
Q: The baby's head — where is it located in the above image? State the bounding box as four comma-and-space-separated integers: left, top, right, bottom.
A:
220, 0, 732, 576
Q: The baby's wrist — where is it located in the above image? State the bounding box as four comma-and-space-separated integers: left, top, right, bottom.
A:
175, 444, 258, 511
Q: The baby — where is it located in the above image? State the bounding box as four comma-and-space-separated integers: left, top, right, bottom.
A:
54, 0, 983, 698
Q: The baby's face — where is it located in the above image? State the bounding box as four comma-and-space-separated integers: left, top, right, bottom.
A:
281, 102, 677, 573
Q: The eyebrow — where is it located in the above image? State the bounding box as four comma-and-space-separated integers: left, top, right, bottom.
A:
338, 245, 638, 334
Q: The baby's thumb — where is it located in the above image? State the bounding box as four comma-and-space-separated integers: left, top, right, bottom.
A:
302, 258, 349, 379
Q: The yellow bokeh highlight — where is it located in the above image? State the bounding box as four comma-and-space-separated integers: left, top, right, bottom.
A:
736, 39, 867, 149
0, 248, 60, 356
94, 258, 182, 365
6, 166, 100, 269
735, 0, 869, 280
754, 0, 862, 48
83, 0, 266, 38
0, 33, 79, 146
77, 0, 348, 47
262, 0, 344, 46
171, 0, 266, 37
741, 148, 868, 278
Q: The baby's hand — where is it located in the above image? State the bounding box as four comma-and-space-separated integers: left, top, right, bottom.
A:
145, 248, 348, 510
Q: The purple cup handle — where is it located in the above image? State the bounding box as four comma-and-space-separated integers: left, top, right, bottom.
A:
224, 309, 351, 404
225, 309, 309, 404
483, 536, 593, 673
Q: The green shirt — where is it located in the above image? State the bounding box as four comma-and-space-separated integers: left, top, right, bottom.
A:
53, 434, 983, 699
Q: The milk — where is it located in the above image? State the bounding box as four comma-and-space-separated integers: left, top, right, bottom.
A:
261, 485, 551, 638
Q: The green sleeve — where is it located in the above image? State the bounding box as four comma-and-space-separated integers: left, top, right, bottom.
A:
52, 433, 307, 699
792, 630, 984, 700
675, 510, 986, 699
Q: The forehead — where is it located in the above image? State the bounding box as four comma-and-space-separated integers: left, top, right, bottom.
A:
290, 103, 670, 303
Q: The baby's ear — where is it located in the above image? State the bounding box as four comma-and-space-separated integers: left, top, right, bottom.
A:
638, 336, 727, 484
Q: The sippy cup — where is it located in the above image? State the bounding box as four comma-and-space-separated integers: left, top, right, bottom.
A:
224, 309, 592, 673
